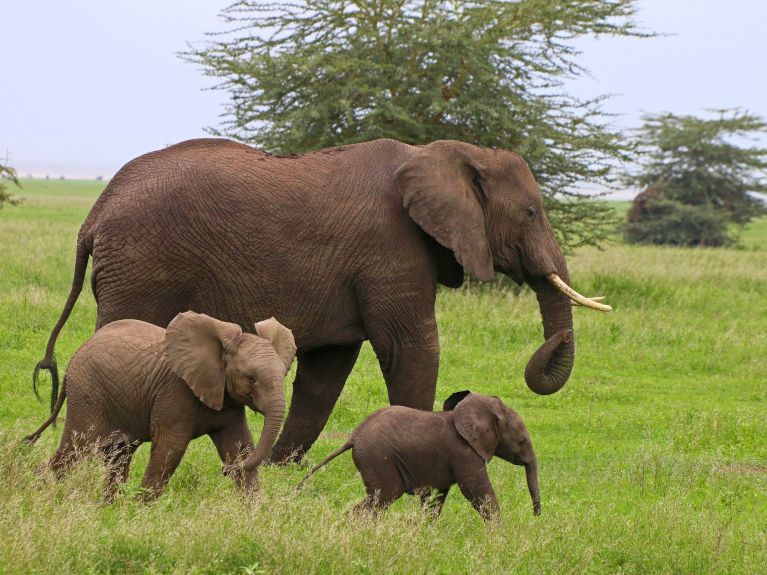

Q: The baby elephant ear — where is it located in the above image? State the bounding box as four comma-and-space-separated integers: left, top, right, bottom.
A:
164, 311, 242, 410
442, 390, 472, 411
255, 317, 297, 374
453, 394, 502, 462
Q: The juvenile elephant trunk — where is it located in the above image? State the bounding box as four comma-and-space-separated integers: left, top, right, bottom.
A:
242, 384, 286, 471
524, 276, 575, 395
526, 462, 541, 516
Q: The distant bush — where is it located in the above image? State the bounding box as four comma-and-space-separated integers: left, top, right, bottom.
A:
0, 163, 22, 209
624, 197, 730, 247
624, 109, 766, 247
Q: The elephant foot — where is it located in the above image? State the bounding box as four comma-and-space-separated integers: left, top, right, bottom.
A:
268, 443, 307, 466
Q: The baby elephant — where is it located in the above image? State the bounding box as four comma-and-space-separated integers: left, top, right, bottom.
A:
299, 391, 540, 519
26, 311, 296, 501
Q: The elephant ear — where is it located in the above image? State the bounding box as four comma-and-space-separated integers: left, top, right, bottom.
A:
164, 311, 242, 410
254, 317, 297, 374
452, 393, 502, 462
442, 390, 472, 411
394, 141, 494, 281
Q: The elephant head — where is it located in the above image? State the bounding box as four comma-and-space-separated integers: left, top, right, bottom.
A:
396, 141, 611, 395
447, 391, 541, 515
164, 311, 296, 471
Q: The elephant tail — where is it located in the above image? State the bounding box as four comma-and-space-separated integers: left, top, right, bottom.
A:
33, 238, 91, 414
296, 442, 352, 489
24, 376, 68, 444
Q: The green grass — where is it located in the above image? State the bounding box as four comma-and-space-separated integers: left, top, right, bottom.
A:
1, 180, 766, 574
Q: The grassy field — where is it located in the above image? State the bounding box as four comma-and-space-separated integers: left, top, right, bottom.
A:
1, 180, 765, 574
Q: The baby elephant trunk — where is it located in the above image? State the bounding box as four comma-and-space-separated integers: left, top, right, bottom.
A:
242, 381, 286, 472
526, 462, 541, 516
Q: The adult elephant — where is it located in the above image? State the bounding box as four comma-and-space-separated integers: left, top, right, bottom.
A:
34, 138, 610, 463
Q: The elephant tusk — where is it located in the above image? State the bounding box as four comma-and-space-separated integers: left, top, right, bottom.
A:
547, 274, 612, 312
571, 296, 606, 306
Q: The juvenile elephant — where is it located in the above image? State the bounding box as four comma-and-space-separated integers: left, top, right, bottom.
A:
26, 312, 296, 501
299, 391, 540, 520
33, 137, 611, 464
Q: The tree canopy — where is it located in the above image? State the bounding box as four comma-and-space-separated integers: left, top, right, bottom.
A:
183, 0, 648, 251
0, 163, 21, 209
624, 109, 767, 246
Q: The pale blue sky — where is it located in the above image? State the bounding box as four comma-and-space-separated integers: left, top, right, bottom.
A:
1, 0, 765, 179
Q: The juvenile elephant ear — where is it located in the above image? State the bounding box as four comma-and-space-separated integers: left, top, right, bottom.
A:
442, 390, 472, 411
453, 393, 502, 462
254, 317, 297, 374
164, 311, 242, 410
394, 141, 494, 281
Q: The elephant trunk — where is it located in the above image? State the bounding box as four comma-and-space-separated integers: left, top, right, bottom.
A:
242, 382, 286, 472
523, 274, 575, 395
526, 461, 541, 516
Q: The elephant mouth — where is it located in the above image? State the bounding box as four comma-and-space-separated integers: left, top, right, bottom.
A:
504, 240, 611, 312
502, 244, 527, 286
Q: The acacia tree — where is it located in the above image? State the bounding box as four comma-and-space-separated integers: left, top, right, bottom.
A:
183, 0, 648, 250
624, 109, 767, 246
0, 162, 21, 209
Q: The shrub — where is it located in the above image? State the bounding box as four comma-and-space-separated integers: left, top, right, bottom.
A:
624, 197, 730, 247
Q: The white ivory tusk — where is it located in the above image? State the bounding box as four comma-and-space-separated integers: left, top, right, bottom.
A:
547, 274, 613, 312
571, 296, 606, 306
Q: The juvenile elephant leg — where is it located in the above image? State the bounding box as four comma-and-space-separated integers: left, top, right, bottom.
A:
420, 487, 450, 518
102, 439, 137, 503
354, 483, 406, 516
272, 342, 362, 464
48, 440, 81, 479
456, 467, 500, 521
47, 422, 100, 478
209, 418, 259, 494
140, 428, 190, 501
352, 453, 406, 516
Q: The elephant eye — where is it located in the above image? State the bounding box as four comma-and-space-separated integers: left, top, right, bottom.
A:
526, 206, 537, 219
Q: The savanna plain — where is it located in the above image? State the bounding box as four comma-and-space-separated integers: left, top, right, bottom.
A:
1, 180, 765, 574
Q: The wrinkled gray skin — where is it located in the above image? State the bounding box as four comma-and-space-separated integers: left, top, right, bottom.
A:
26, 312, 296, 502
35, 137, 584, 465
299, 391, 541, 520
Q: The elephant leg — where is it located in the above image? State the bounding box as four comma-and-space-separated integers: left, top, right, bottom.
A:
455, 466, 500, 521
420, 487, 450, 518
102, 438, 137, 503
352, 448, 407, 515
271, 341, 363, 464
140, 428, 190, 501
358, 281, 440, 411
367, 316, 440, 411
48, 437, 82, 479
380, 341, 439, 410
209, 418, 259, 494
47, 421, 99, 478
353, 482, 405, 514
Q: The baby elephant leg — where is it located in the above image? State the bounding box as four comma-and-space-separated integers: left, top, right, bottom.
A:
47, 422, 101, 478
102, 435, 138, 503
419, 487, 450, 518
47, 437, 81, 478
140, 426, 191, 501
456, 467, 500, 521
209, 418, 259, 495
353, 459, 406, 516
